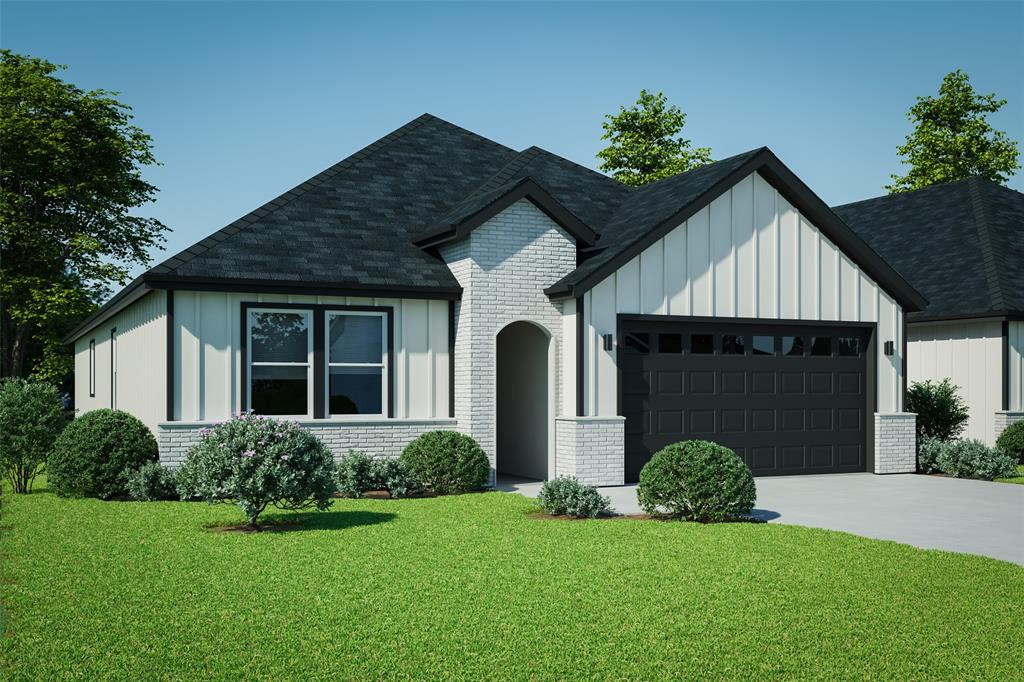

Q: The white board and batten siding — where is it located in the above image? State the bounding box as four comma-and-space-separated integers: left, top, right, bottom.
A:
580, 172, 905, 417
1011, 321, 1024, 413
172, 291, 450, 422
73, 290, 168, 432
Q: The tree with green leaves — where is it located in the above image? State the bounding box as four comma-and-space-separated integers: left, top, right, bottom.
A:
0, 50, 166, 382
887, 70, 1019, 193
597, 89, 712, 187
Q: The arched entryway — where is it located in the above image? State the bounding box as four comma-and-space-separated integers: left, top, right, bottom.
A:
496, 321, 550, 480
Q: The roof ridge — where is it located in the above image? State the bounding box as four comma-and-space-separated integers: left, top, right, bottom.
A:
525, 146, 626, 188
469, 147, 545, 197
148, 114, 441, 275
967, 177, 1008, 310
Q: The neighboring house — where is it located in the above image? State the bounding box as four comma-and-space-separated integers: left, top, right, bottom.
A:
834, 178, 1024, 446
66, 114, 927, 485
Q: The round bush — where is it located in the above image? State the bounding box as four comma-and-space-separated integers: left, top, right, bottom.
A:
934, 438, 1017, 480
637, 440, 756, 522
176, 412, 337, 526
126, 462, 179, 501
336, 450, 376, 498
0, 378, 67, 493
49, 409, 158, 499
400, 430, 489, 495
537, 476, 611, 518
906, 379, 969, 441
995, 421, 1024, 465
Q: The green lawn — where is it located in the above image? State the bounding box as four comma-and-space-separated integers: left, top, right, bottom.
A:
996, 465, 1024, 485
2, 486, 1022, 680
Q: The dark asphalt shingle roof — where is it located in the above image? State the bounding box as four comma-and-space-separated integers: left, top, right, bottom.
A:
833, 178, 1024, 320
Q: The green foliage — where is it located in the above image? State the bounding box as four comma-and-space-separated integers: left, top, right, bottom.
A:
126, 462, 179, 501
336, 450, 376, 498
400, 430, 489, 495
0, 50, 167, 380
906, 379, 970, 442
932, 438, 1017, 480
372, 457, 421, 499
637, 440, 756, 522
596, 89, 712, 186
0, 378, 66, 493
887, 70, 1020, 192
995, 421, 1024, 464
48, 409, 157, 499
917, 437, 944, 474
176, 413, 336, 526
537, 476, 611, 518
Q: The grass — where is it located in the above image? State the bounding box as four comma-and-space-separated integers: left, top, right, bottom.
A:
2, 486, 1022, 680
996, 464, 1024, 485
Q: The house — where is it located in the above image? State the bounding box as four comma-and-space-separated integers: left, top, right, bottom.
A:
834, 179, 1024, 446
65, 114, 928, 485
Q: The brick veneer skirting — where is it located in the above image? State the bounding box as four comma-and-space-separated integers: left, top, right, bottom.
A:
157, 418, 457, 467
873, 413, 917, 474
555, 416, 626, 486
995, 411, 1024, 441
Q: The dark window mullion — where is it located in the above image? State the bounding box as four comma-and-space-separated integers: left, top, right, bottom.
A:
313, 312, 325, 419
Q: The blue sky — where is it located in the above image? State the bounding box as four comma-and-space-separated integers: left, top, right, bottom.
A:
4, 1, 1023, 278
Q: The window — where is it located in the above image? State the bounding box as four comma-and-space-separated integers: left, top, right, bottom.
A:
248, 309, 312, 416
623, 332, 650, 354
837, 336, 860, 356
89, 339, 96, 397
810, 336, 832, 356
658, 333, 683, 354
691, 334, 714, 354
752, 336, 774, 356
327, 312, 387, 416
722, 335, 745, 355
782, 336, 804, 356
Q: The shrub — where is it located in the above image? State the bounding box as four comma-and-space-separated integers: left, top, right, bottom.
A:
176, 412, 336, 527
126, 462, 179, 501
934, 439, 1017, 480
917, 437, 944, 474
537, 476, 611, 518
400, 430, 489, 495
906, 379, 969, 442
48, 409, 158, 499
336, 450, 376, 498
0, 378, 67, 493
995, 421, 1024, 465
372, 458, 421, 499
637, 440, 756, 522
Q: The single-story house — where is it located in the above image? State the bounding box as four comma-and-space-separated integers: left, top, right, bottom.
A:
834, 178, 1024, 446
66, 114, 928, 485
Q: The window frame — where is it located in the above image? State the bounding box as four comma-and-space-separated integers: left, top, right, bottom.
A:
89, 339, 96, 397
325, 310, 388, 419
246, 307, 314, 418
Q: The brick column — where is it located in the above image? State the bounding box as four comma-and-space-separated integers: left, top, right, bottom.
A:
873, 413, 917, 474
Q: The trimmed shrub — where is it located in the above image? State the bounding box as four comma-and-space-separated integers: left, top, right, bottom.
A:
176, 412, 337, 527
934, 439, 1017, 480
0, 378, 66, 493
537, 476, 611, 518
372, 458, 421, 499
400, 430, 489, 495
48, 409, 158, 499
637, 440, 756, 522
127, 462, 179, 501
917, 437, 944, 474
906, 379, 969, 442
995, 421, 1024, 465
336, 450, 376, 498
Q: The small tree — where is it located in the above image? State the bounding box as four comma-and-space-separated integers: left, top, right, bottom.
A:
176, 413, 337, 528
887, 70, 1019, 193
0, 378, 66, 493
906, 379, 970, 442
597, 89, 712, 187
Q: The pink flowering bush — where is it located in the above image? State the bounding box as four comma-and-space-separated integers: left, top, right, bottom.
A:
176, 412, 337, 527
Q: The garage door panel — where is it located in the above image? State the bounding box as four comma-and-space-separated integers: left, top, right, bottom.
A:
621, 319, 870, 479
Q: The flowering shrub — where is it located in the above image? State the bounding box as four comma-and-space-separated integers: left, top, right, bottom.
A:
176, 412, 337, 527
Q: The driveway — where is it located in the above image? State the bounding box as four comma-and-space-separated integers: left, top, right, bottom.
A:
499, 474, 1024, 565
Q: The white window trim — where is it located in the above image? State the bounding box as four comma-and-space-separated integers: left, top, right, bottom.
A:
325, 310, 388, 419
246, 307, 314, 419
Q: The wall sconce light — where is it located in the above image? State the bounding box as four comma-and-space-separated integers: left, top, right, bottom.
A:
884, 341, 895, 356
602, 334, 614, 351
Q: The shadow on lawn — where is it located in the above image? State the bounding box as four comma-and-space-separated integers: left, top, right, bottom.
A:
249, 509, 398, 533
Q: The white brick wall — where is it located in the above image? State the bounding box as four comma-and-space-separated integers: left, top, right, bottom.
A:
555, 417, 625, 486
157, 419, 456, 467
995, 411, 1024, 441
440, 200, 576, 478
874, 413, 917, 474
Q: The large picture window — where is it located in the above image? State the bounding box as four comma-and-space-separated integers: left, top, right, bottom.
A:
248, 309, 312, 416
327, 312, 387, 416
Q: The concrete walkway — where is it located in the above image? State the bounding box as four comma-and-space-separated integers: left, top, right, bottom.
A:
499, 474, 1024, 565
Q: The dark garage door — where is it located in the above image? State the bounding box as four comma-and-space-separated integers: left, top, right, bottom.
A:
619, 319, 872, 481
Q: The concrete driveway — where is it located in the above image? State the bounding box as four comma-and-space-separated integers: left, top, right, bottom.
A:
500, 474, 1024, 565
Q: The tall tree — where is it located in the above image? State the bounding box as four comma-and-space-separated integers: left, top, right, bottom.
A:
597, 89, 712, 187
887, 70, 1019, 192
0, 50, 166, 382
